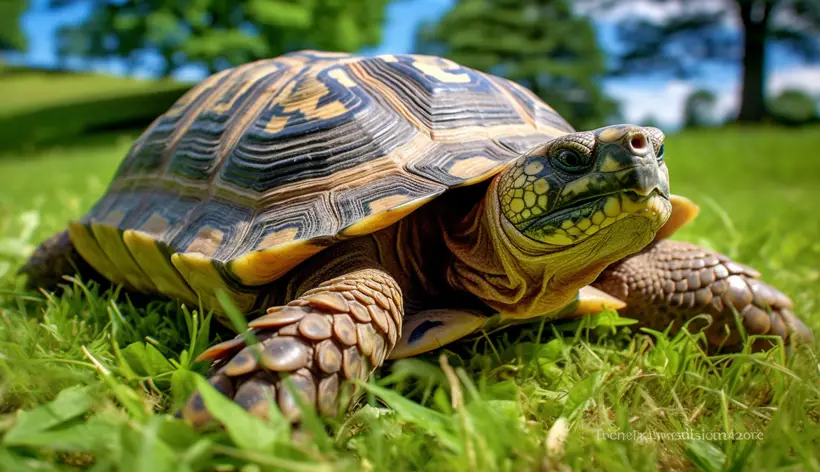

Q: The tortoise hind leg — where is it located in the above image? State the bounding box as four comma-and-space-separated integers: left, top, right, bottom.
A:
182, 267, 402, 425
19, 230, 101, 290
593, 240, 813, 350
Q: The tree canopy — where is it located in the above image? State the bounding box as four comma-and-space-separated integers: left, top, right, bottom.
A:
580, 0, 820, 122
49, 0, 391, 76
417, 0, 618, 130
0, 0, 27, 52
683, 89, 718, 128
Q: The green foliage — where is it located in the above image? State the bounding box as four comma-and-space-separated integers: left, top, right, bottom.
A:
0, 70, 191, 151
417, 0, 618, 130
50, 0, 391, 76
0, 0, 27, 51
769, 89, 818, 126
683, 89, 719, 129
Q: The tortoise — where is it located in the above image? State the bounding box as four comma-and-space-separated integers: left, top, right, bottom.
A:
21, 50, 812, 424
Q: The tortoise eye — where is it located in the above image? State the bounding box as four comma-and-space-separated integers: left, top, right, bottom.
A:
553, 148, 590, 174
657, 144, 665, 162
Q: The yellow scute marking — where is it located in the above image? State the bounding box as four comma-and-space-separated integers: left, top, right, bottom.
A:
231, 240, 325, 286
210, 63, 280, 114
328, 68, 357, 87
369, 194, 411, 213
100, 210, 126, 226
342, 194, 437, 237
139, 213, 170, 236
448, 157, 499, 179
654, 194, 700, 242
412, 60, 471, 83
567, 286, 627, 317
186, 226, 224, 256
67, 221, 126, 286
388, 309, 486, 359
264, 75, 348, 134
90, 221, 156, 292
257, 227, 299, 250
123, 230, 197, 304
172, 252, 257, 314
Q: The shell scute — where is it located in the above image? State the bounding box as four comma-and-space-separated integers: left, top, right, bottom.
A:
68, 52, 572, 312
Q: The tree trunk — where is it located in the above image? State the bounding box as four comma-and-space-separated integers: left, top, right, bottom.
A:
736, 0, 774, 123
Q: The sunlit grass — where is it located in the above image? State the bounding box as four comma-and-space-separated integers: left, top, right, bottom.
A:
0, 71, 185, 117
0, 126, 818, 471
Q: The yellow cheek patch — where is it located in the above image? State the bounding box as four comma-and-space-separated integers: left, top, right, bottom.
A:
561, 177, 592, 199
536, 193, 669, 245
510, 199, 525, 213
524, 161, 544, 175
598, 153, 623, 173
500, 168, 552, 223
524, 191, 536, 207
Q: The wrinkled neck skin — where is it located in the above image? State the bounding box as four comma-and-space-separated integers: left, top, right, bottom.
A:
443, 178, 656, 319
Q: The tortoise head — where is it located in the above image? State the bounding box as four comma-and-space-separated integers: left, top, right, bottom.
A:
496, 124, 671, 248
473, 124, 673, 317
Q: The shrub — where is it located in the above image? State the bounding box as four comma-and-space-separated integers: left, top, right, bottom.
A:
769, 89, 818, 127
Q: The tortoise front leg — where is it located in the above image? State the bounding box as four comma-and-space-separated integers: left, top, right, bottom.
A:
182, 267, 402, 425
593, 240, 813, 349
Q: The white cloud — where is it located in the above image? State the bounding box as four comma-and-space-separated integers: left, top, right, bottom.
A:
604, 64, 820, 127
769, 66, 820, 96
604, 79, 695, 126
577, 0, 737, 26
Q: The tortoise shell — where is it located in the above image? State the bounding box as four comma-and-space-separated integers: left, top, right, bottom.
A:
68, 50, 574, 312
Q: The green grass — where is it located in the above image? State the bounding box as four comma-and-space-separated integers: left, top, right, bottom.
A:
0, 69, 190, 152
0, 69, 186, 118
0, 126, 819, 471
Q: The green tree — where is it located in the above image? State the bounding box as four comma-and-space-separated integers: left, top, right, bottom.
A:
769, 88, 818, 125
417, 0, 617, 130
683, 89, 718, 128
49, 0, 391, 76
0, 0, 27, 52
580, 0, 820, 123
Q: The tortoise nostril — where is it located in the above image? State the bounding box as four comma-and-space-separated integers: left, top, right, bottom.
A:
630, 134, 646, 151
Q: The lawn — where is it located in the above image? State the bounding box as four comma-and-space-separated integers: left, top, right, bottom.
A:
0, 69, 186, 118
0, 126, 818, 471
0, 69, 190, 152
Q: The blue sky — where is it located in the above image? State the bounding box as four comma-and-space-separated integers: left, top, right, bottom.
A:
7, 0, 820, 127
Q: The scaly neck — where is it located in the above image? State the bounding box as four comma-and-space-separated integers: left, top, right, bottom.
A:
441, 178, 614, 319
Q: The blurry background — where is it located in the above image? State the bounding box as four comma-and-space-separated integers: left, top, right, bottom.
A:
1, 0, 819, 151
1, 0, 819, 263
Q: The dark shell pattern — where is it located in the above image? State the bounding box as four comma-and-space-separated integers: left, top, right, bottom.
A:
67, 50, 573, 313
